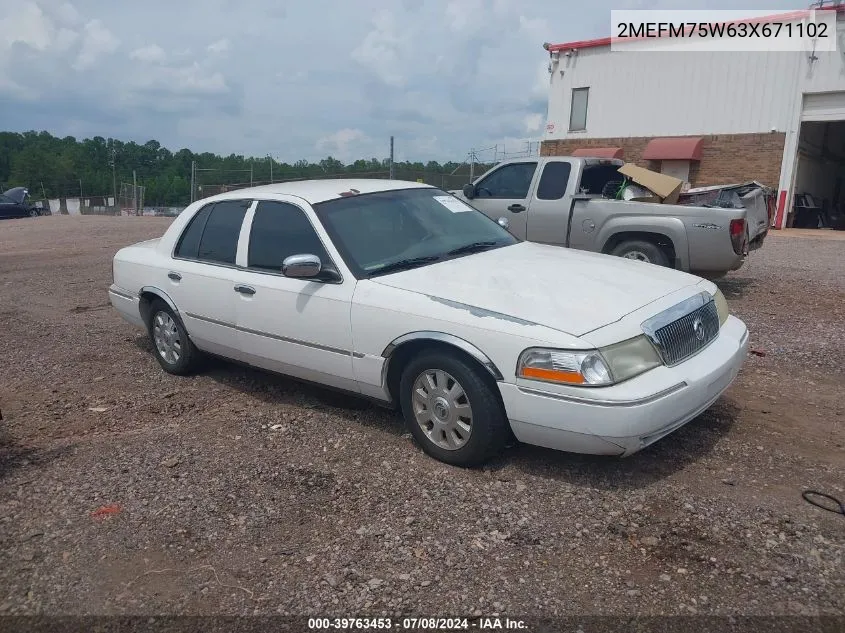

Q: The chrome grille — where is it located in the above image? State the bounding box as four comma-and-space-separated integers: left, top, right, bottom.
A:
652, 301, 720, 366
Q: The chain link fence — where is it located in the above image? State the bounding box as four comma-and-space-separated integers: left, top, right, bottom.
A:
118, 182, 145, 216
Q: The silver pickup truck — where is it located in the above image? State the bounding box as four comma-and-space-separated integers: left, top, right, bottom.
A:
451, 156, 753, 276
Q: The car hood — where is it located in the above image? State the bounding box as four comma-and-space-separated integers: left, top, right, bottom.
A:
370, 242, 704, 336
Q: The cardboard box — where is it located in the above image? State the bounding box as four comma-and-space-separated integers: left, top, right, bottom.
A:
617, 163, 684, 204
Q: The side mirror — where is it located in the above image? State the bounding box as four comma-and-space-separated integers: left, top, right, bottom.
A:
462, 183, 477, 200
497, 217, 510, 230
282, 254, 322, 278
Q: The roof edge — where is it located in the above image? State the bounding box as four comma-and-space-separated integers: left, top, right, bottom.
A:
545, 6, 845, 53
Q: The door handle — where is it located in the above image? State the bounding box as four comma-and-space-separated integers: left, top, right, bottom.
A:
167, 271, 182, 281
507, 204, 526, 213
234, 285, 256, 296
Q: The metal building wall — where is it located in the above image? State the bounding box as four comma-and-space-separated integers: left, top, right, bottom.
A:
544, 48, 801, 140
802, 20, 845, 95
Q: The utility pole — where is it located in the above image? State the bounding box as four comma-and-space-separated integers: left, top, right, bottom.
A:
79, 179, 83, 201
250, 164, 254, 187
268, 155, 273, 183
190, 160, 196, 203
133, 170, 138, 216
469, 148, 475, 182
389, 136, 395, 180
111, 147, 117, 208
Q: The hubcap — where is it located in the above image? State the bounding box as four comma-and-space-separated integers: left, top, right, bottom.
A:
623, 250, 650, 262
411, 369, 473, 451
152, 311, 182, 365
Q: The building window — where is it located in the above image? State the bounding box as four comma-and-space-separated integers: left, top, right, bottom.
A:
569, 87, 589, 131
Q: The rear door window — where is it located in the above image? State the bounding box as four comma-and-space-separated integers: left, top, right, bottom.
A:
536, 162, 572, 200
197, 200, 250, 265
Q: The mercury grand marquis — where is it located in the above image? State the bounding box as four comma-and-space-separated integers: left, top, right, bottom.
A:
108, 179, 749, 466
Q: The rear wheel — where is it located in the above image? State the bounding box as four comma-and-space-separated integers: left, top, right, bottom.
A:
399, 350, 509, 467
611, 240, 670, 267
147, 299, 200, 375
28, 208, 39, 217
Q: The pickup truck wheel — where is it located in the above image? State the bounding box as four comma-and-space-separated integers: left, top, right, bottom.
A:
147, 299, 200, 375
399, 351, 509, 467
611, 240, 669, 267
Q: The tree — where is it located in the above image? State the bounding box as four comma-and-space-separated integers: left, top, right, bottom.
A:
0, 130, 459, 206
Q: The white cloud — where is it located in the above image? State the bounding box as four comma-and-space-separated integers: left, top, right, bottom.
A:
351, 12, 406, 87
531, 61, 549, 99
518, 15, 548, 40
73, 19, 119, 70
130, 44, 166, 63
445, 0, 483, 32
523, 113, 544, 133
207, 38, 229, 55
54, 2, 80, 25
0, 1, 55, 51
316, 128, 369, 160
131, 61, 229, 96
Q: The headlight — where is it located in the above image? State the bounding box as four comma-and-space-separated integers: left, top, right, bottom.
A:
713, 288, 729, 325
517, 336, 662, 387
600, 335, 663, 382
517, 349, 612, 386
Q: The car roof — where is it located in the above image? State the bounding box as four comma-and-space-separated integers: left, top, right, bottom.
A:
209, 179, 436, 205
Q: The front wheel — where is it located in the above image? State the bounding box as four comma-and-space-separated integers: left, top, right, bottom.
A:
610, 240, 670, 267
399, 350, 510, 467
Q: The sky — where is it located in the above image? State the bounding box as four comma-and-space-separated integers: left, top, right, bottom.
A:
0, 0, 803, 164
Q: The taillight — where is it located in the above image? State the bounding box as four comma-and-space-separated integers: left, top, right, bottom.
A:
729, 218, 747, 255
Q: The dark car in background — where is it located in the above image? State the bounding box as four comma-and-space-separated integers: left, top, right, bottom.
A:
0, 187, 41, 219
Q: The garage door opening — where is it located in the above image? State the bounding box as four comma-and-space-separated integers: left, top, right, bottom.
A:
790, 119, 845, 230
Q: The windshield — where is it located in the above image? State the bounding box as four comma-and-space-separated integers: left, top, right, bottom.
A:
314, 187, 518, 278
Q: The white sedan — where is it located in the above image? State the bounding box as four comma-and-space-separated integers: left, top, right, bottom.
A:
109, 179, 749, 466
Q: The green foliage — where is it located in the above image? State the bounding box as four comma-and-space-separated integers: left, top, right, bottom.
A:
0, 130, 491, 206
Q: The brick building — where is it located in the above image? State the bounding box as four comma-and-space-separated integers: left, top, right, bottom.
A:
540, 6, 845, 229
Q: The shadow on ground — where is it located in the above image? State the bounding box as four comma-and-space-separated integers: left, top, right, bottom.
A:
131, 334, 739, 484
504, 399, 740, 491
715, 275, 755, 299
0, 417, 73, 481
132, 333, 403, 436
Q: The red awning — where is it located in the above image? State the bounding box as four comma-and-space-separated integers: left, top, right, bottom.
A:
642, 137, 703, 161
571, 147, 624, 159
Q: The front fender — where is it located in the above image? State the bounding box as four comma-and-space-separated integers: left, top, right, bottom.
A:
382, 331, 504, 381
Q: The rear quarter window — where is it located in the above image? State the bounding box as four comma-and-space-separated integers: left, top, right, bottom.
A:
174, 204, 213, 259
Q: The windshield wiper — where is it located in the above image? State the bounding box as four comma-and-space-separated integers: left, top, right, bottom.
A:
369, 255, 442, 277
446, 240, 501, 257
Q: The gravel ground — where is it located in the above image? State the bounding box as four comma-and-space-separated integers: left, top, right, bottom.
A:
0, 216, 842, 618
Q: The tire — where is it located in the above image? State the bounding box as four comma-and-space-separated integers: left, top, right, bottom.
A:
610, 240, 670, 267
146, 299, 201, 375
399, 350, 510, 467
28, 208, 39, 218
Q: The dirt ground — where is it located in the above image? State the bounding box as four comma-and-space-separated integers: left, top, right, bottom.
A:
0, 216, 842, 619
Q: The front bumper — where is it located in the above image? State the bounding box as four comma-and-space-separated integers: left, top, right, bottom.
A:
499, 315, 749, 456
